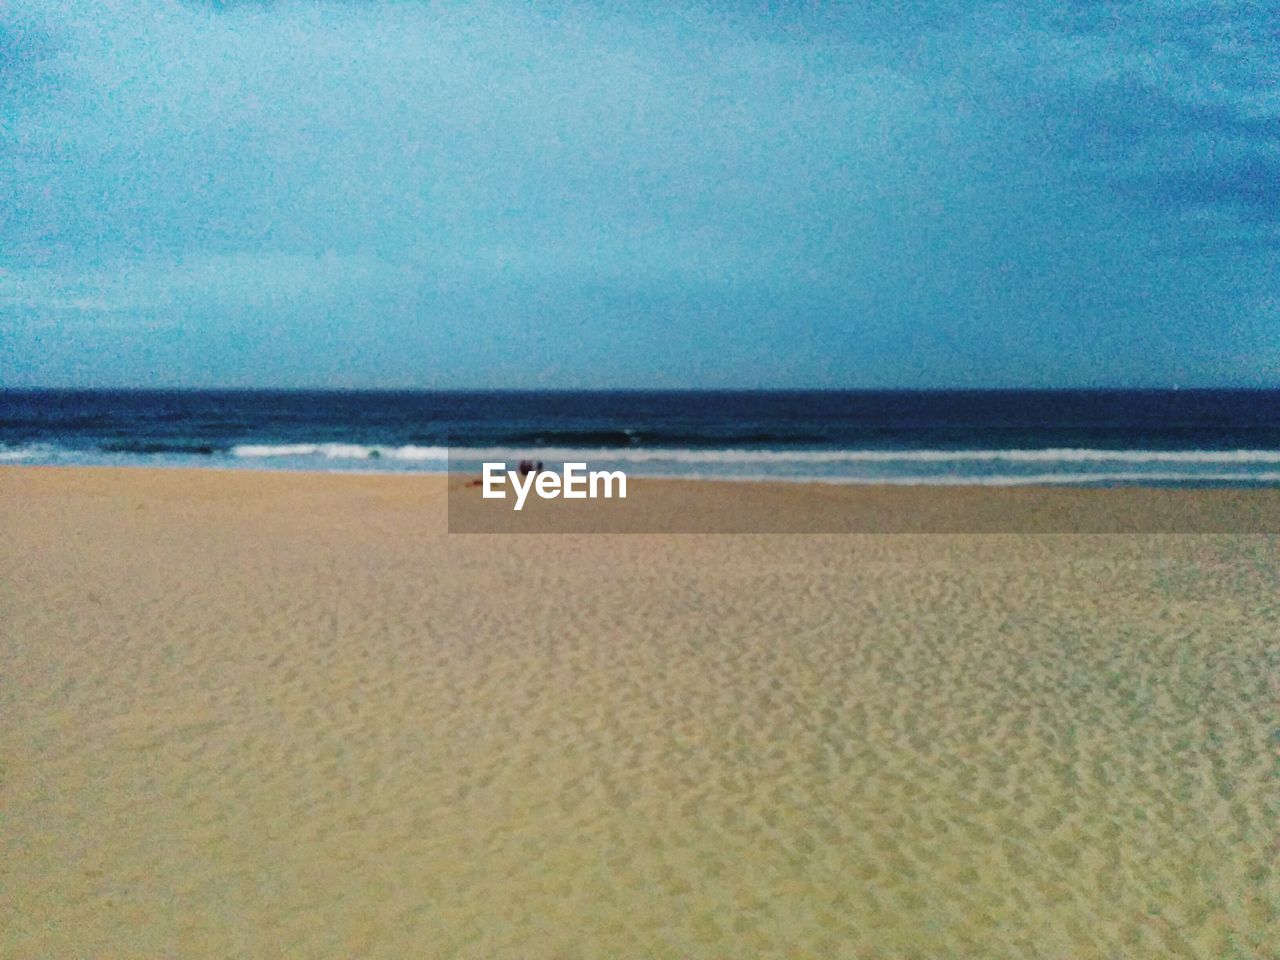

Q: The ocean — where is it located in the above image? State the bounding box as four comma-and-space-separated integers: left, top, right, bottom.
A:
3, 389, 1280, 486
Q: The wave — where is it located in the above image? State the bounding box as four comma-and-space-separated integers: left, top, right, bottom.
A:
5, 441, 1280, 488
440, 446, 1280, 465
0, 444, 48, 461
672, 470, 1280, 486
231, 443, 448, 461
4, 440, 1280, 467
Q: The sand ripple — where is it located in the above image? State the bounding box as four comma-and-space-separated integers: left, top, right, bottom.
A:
2, 470, 1276, 958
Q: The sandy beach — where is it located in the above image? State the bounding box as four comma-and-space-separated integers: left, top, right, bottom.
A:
2, 467, 1276, 958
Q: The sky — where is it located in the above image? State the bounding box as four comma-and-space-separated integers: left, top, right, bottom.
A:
1, 0, 1277, 389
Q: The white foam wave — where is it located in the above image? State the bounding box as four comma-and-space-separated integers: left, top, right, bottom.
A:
231, 443, 448, 461
0, 443, 53, 461
668, 470, 1280, 486
10, 440, 1280, 486
443, 446, 1280, 466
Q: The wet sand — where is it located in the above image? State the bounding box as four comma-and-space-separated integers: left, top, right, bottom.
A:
2, 467, 1276, 958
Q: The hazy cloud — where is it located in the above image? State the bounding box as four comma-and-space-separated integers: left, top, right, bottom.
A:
1, 0, 1277, 387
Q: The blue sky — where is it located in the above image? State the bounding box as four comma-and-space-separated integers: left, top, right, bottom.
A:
2, 0, 1277, 388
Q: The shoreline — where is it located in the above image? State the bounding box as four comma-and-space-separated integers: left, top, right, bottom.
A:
9, 460, 1280, 486
5, 464, 1280, 533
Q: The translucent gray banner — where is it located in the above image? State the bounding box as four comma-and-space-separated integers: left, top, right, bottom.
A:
445, 455, 1280, 534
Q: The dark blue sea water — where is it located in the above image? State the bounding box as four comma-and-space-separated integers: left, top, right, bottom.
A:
3, 389, 1280, 485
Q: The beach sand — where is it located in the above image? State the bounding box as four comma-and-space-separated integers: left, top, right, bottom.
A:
2, 467, 1276, 958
